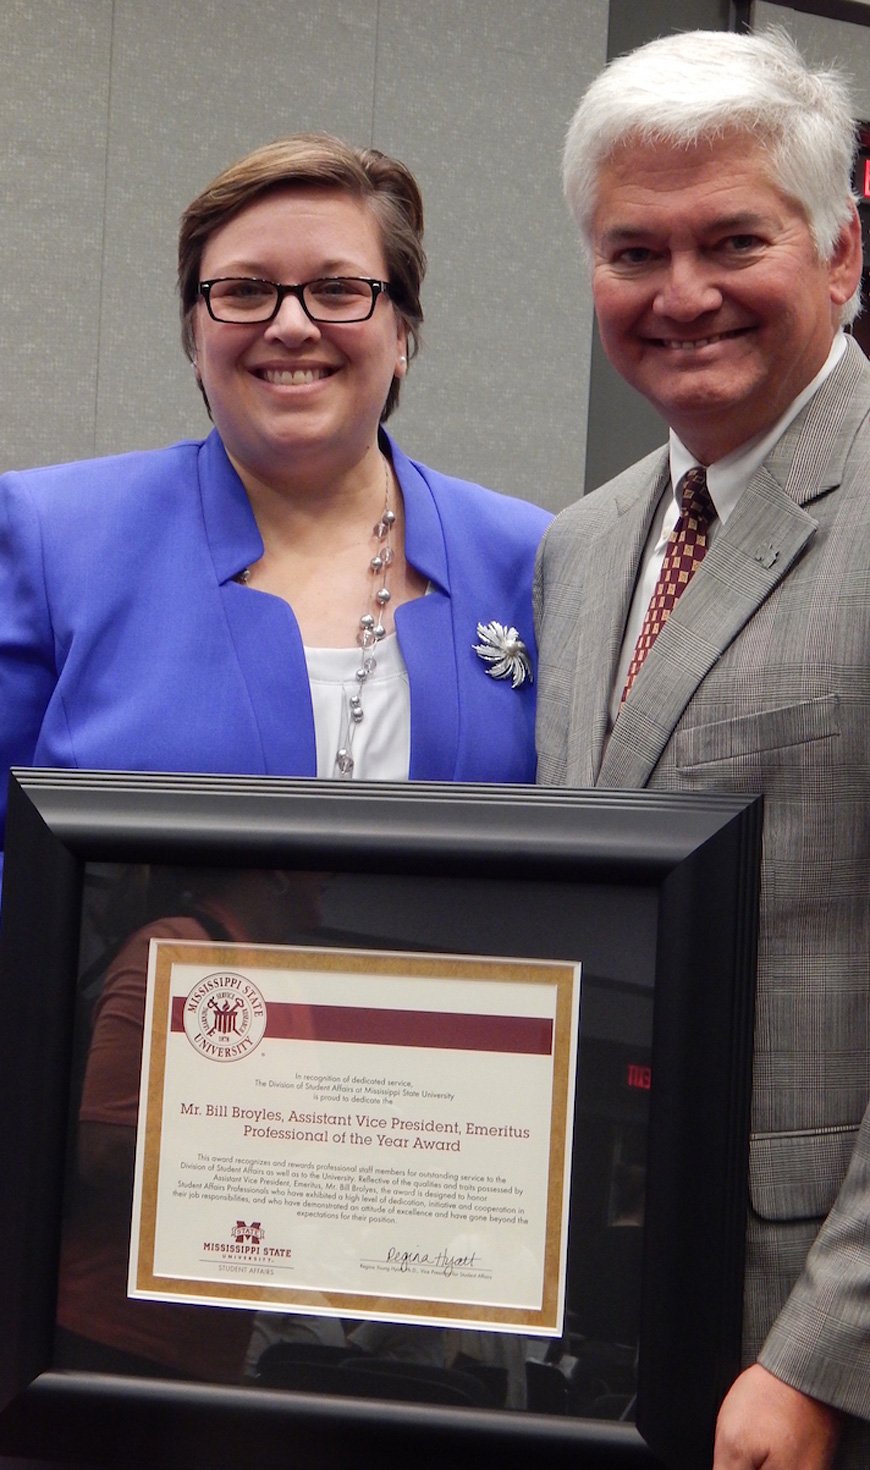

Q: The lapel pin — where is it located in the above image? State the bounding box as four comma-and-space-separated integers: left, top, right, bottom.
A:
473, 621, 533, 688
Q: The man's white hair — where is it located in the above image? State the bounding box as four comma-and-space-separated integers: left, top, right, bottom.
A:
563, 28, 860, 320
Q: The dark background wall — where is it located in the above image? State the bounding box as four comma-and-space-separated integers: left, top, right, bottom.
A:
584, 0, 733, 492
585, 0, 870, 490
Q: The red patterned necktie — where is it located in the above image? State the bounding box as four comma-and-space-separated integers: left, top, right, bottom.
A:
621, 466, 715, 703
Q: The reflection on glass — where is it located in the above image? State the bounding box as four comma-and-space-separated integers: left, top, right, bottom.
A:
56, 864, 326, 1381
55, 863, 652, 1418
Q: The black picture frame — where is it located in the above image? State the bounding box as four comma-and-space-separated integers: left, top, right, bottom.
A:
0, 769, 761, 1470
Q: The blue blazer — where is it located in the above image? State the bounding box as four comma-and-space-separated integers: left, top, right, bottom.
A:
0, 430, 551, 869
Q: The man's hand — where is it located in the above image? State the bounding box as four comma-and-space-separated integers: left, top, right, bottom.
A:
713, 1364, 842, 1469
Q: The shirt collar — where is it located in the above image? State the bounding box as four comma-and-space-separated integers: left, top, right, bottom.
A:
668, 331, 847, 524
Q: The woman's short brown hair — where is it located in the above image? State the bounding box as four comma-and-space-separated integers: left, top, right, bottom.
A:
178, 134, 426, 421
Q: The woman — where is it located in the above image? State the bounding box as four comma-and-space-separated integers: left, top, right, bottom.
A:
10, 135, 550, 1384
0, 135, 551, 886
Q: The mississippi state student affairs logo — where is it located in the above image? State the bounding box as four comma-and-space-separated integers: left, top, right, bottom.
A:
233, 1219, 264, 1245
183, 971, 268, 1060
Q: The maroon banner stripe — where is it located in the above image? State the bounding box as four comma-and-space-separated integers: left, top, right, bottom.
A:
172, 997, 552, 1055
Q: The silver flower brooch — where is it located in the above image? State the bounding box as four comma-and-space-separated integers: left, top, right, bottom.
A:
473, 621, 533, 688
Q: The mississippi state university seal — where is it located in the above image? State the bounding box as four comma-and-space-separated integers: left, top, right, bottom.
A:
183, 972, 267, 1061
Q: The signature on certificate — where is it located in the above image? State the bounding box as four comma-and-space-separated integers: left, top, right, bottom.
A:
384, 1246, 481, 1277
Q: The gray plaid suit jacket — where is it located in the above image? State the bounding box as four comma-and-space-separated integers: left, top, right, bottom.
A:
534, 337, 870, 1459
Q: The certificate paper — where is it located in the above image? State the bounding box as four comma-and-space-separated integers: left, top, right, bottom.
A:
129, 943, 580, 1334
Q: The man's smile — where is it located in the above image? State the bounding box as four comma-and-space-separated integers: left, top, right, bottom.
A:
648, 327, 752, 351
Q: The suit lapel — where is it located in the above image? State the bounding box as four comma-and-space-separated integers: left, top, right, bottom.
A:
597, 340, 870, 790
563, 453, 670, 786
597, 472, 818, 786
776, 336, 870, 509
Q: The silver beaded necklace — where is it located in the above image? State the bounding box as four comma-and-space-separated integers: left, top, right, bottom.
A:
335, 456, 395, 778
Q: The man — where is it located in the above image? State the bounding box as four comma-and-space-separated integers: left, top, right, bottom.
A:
534, 28, 870, 1470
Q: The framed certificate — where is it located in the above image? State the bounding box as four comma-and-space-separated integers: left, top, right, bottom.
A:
0, 771, 761, 1470
129, 939, 579, 1333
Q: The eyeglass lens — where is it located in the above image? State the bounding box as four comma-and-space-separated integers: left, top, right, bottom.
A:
205, 278, 378, 323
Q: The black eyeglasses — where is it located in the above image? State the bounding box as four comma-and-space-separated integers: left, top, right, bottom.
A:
198, 276, 393, 325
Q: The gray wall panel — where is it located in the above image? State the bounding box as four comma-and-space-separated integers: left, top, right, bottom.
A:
95, 0, 378, 455
1, 0, 607, 511
0, 0, 113, 468
373, 0, 605, 505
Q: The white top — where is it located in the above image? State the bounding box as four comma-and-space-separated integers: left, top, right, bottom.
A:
305, 633, 411, 780
609, 333, 847, 722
